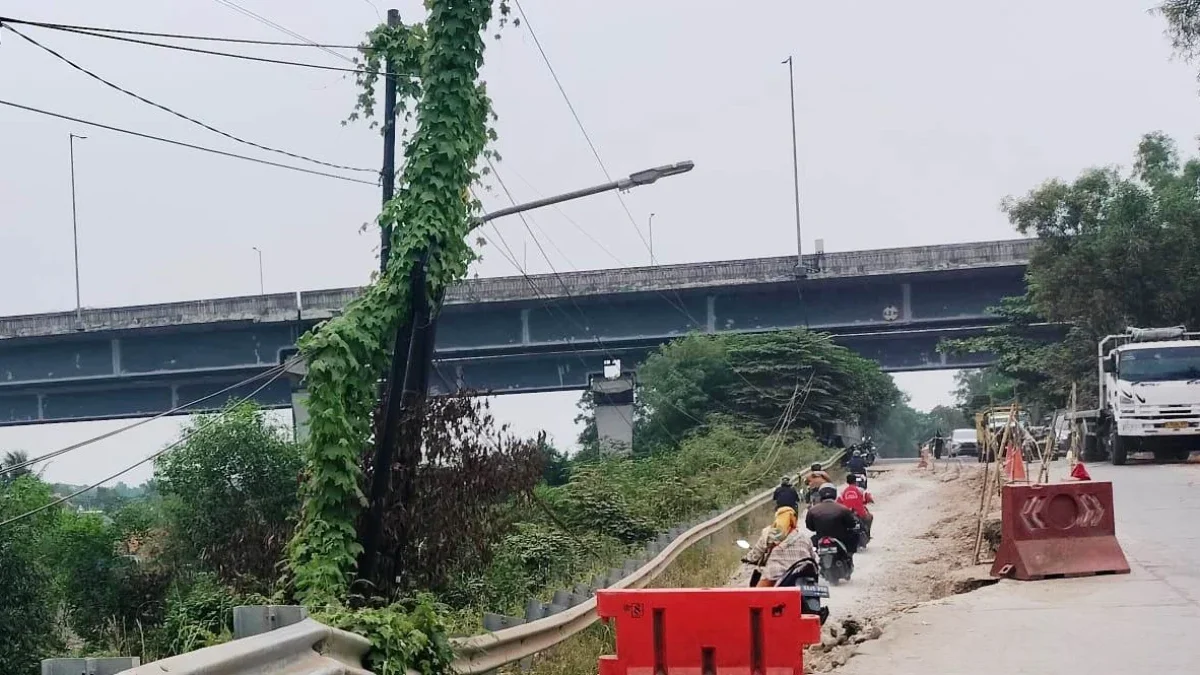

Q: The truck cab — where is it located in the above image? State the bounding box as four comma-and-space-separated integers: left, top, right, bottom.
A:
1099, 326, 1200, 464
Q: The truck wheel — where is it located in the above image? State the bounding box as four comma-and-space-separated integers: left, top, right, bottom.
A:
1108, 429, 1128, 466
1176, 449, 1192, 462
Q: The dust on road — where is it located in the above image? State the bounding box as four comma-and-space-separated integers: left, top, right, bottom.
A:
729, 459, 988, 672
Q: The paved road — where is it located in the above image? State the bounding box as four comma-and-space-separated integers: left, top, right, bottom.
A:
837, 461, 1200, 674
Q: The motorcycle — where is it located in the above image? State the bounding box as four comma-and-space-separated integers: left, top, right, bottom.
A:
736, 540, 830, 625
855, 516, 871, 550
814, 535, 854, 584
861, 438, 878, 466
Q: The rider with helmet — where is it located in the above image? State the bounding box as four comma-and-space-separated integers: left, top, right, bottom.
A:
806, 484, 860, 557
804, 463, 833, 503
846, 450, 867, 475
773, 475, 800, 513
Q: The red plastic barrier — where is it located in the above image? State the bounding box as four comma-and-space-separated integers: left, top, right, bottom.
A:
991, 481, 1130, 580
596, 588, 821, 675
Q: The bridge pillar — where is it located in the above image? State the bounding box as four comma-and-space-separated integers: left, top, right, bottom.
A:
590, 366, 635, 456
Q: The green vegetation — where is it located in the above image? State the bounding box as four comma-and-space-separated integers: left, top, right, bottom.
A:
577, 330, 902, 457
0, 403, 293, 672
287, 0, 508, 610
946, 132, 1200, 411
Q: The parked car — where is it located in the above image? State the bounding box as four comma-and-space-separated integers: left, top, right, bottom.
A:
950, 428, 978, 457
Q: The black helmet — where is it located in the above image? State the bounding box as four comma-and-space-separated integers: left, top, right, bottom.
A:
818, 484, 838, 501
810, 463, 822, 472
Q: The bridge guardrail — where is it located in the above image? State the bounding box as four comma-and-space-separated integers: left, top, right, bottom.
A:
118, 451, 842, 675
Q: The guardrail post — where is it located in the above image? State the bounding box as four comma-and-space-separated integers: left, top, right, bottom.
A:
42, 657, 140, 675
483, 613, 526, 632
232, 605, 309, 639
524, 599, 548, 622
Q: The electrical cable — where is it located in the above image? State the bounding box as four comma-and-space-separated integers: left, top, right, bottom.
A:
511, 0, 655, 254
0, 359, 299, 478
211, 0, 357, 65
0, 99, 379, 186
0, 15, 368, 49
0, 19, 381, 75
1, 24, 376, 174
0, 364, 291, 529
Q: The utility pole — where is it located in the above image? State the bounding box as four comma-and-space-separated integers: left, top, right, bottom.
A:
360, 8, 405, 584
379, 9, 400, 274
783, 56, 804, 277
357, 160, 696, 582
69, 133, 86, 322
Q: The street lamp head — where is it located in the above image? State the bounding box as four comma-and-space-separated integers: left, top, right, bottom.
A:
622, 161, 694, 188
70, 134, 87, 140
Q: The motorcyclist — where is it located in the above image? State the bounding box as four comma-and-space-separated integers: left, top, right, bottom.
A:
806, 484, 860, 558
837, 473, 874, 538
846, 450, 867, 475
743, 506, 816, 587
773, 475, 800, 513
804, 463, 833, 503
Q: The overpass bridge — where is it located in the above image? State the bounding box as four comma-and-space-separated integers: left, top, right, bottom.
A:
0, 238, 1034, 426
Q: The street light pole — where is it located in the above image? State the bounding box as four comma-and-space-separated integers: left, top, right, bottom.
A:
648, 212, 655, 264
471, 161, 694, 227
783, 56, 804, 276
69, 133, 86, 322
252, 247, 264, 295
359, 159, 697, 582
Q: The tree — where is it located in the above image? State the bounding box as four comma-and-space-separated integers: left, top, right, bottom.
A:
947, 133, 1200, 410
1158, 1, 1200, 79
637, 331, 901, 444
358, 395, 543, 597
0, 476, 63, 673
1, 450, 31, 485
154, 402, 302, 588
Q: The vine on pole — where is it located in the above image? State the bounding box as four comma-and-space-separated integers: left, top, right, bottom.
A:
288, 0, 514, 606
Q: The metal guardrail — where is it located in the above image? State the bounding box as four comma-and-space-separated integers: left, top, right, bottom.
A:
448, 452, 840, 673
117, 452, 840, 675
118, 618, 372, 675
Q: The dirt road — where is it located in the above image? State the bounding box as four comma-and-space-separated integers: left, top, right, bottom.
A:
730, 460, 987, 672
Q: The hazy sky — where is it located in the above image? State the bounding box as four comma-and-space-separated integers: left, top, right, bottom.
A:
2, 0, 1199, 484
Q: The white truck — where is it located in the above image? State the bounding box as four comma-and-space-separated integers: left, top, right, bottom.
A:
1076, 326, 1200, 465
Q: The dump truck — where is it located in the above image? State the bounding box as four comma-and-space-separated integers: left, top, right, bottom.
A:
1074, 326, 1200, 465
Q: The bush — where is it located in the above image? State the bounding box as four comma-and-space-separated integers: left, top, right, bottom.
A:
0, 477, 64, 674
157, 575, 245, 656
318, 596, 455, 675
154, 402, 302, 588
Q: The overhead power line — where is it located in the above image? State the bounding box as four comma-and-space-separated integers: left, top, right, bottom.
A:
0, 365, 291, 529
0, 15, 368, 49
511, 0, 654, 254
0, 98, 379, 186
0, 18, 382, 75
211, 0, 357, 65
0, 360, 299, 478
1, 23, 375, 174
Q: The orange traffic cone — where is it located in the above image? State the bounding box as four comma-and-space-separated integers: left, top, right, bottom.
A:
1004, 445, 1027, 482
1070, 461, 1091, 481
